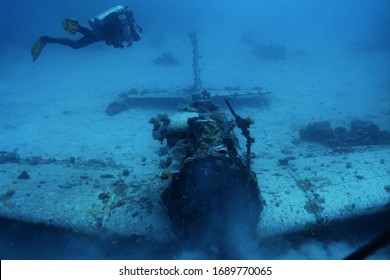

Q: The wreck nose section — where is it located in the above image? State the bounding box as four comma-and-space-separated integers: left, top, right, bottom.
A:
151, 93, 263, 256
164, 155, 263, 254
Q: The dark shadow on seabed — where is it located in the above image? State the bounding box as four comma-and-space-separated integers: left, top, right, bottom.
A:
1, 210, 389, 260
0, 217, 175, 260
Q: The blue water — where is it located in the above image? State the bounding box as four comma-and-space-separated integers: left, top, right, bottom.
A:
1, 0, 388, 51
0, 0, 389, 259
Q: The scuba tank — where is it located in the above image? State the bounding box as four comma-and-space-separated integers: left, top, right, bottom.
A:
88, 5, 125, 28
118, 14, 132, 47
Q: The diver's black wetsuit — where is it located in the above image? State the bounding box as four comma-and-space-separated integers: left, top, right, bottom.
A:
42, 10, 141, 49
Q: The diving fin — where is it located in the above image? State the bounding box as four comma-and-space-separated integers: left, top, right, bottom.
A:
31, 37, 47, 62
62, 18, 80, 35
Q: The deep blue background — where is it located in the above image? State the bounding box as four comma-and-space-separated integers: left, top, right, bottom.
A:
0, 0, 389, 259
0, 0, 388, 51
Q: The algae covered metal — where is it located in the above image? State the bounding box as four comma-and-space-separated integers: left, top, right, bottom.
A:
150, 91, 263, 255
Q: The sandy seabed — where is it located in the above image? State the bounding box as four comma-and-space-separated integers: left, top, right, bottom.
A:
0, 34, 389, 259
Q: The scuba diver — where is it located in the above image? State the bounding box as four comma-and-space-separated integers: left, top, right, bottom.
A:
31, 5, 142, 62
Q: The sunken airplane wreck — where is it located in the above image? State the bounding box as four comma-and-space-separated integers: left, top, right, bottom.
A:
147, 33, 263, 255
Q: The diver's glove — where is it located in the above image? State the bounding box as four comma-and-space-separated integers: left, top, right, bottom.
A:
62, 18, 80, 35
31, 36, 48, 62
